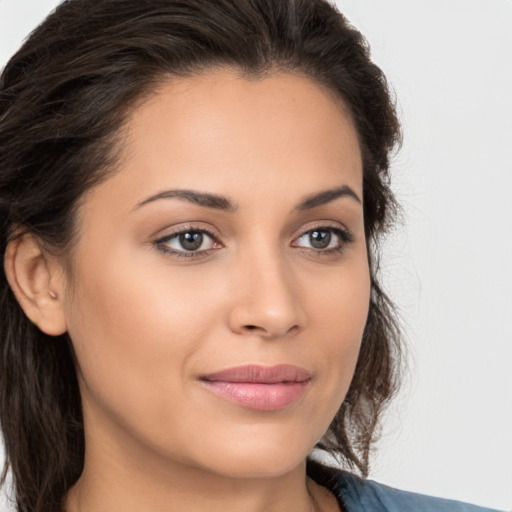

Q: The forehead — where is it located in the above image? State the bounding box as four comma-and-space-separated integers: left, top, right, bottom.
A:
129, 68, 360, 153
80, 69, 363, 221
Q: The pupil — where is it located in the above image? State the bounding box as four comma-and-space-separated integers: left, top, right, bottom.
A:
310, 230, 331, 249
179, 232, 203, 251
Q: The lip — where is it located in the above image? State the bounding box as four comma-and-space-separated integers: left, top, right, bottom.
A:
199, 364, 311, 411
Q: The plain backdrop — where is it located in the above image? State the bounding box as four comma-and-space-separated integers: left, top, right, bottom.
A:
1, 1, 511, 510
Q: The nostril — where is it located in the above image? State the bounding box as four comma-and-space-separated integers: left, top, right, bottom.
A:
242, 324, 301, 337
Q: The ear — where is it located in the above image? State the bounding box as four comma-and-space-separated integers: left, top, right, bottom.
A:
4, 232, 68, 336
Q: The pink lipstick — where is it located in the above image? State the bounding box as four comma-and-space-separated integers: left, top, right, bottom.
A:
199, 364, 311, 411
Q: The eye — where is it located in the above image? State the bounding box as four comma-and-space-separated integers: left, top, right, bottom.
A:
154, 228, 220, 256
292, 226, 354, 253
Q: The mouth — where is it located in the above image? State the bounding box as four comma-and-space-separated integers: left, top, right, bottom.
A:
199, 364, 311, 411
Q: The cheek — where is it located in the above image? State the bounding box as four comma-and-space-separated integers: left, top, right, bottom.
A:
64, 252, 221, 421
307, 256, 371, 405
311, 251, 370, 340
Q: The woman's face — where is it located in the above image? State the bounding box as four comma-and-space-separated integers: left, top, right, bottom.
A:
60, 69, 370, 478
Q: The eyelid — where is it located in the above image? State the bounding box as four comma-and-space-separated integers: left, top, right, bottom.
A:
291, 222, 355, 252
152, 221, 355, 259
153, 224, 223, 257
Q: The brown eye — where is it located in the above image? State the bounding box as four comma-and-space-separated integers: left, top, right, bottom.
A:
179, 232, 204, 251
155, 228, 220, 256
293, 226, 354, 253
309, 230, 332, 249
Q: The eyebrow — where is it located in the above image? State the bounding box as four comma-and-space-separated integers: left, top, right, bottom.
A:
296, 184, 361, 210
134, 184, 361, 212
134, 189, 236, 212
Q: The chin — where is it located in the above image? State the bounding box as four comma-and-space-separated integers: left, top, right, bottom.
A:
204, 452, 306, 480
182, 426, 317, 479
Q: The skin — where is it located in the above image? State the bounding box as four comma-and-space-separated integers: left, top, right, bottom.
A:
7, 69, 370, 512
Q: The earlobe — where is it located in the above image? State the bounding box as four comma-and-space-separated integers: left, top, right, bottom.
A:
4, 233, 68, 336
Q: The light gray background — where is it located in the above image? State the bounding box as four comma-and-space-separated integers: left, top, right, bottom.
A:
1, 1, 511, 510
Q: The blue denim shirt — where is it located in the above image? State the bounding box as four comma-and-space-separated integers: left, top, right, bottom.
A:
307, 461, 505, 512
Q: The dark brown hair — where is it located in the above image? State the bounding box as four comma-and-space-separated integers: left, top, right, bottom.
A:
0, 0, 402, 510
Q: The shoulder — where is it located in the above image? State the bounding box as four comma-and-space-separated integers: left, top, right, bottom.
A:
336, 472, 502, 512
306, 460, 504, 512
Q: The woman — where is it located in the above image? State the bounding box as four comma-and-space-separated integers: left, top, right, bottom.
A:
0, 1, 503, 511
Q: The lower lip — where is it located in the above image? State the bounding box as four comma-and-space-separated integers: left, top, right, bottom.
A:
200, 380, 309, 411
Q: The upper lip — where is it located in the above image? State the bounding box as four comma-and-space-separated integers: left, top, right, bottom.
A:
200, 364, 311, 383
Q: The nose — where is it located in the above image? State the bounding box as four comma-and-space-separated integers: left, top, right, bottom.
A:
227, 249, 306, 339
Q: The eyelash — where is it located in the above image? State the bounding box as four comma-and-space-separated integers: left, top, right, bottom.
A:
153, 224, 355, 259
292, 224, 355, 254
154, 226, 220, 259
